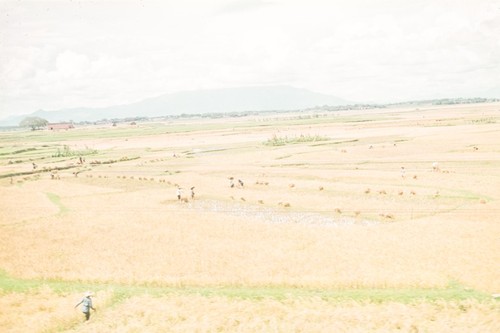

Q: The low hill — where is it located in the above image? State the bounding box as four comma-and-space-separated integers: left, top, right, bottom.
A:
0, 86, 349, 125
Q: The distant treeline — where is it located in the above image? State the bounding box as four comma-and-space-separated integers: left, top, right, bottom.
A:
392, 97, 500, 106
70, 97, 499, 126
312, 97, 500, 112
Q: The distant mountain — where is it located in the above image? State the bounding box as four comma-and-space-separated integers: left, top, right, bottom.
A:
0, 86, 349, 126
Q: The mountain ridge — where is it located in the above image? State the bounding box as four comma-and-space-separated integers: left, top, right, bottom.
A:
0, 86, 349, 126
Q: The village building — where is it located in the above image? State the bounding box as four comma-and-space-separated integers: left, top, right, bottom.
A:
47, 123, 74, 130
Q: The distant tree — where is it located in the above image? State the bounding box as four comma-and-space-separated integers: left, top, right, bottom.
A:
19, 116, 49, 130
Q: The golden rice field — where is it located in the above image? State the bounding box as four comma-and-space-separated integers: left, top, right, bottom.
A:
2, 290, 498, 333
0, 103, 499, 332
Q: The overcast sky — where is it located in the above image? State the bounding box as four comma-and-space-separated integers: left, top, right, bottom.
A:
1, 0, 499, 118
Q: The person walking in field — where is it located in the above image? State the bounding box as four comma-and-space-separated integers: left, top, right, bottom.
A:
176, 187, 182, 200
190, 186, 195, 200
75, 291, 96, 321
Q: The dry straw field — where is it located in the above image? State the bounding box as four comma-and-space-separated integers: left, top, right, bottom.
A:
0, 103, 499, 332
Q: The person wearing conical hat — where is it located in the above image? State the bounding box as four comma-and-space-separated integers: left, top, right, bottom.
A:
75, 291, 96, 321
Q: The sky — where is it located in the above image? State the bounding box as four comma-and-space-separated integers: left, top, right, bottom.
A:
1, 0, 499, 119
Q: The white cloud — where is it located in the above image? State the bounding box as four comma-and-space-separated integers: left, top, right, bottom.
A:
55, 50, 90, 78
1, 0, 499, 118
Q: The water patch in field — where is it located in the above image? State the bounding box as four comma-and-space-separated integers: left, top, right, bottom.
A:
189, 200, 378, 227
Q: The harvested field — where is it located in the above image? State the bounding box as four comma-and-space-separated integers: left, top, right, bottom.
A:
1, 104, 499, 332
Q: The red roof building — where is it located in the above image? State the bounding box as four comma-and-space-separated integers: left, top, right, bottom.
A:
47, 123, 74, 130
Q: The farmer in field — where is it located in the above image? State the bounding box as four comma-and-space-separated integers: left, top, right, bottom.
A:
176, 187, 182, 200
190, 186, 195, 200
75, 291, 96, 321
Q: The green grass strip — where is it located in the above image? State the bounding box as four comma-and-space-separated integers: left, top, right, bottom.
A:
45, 192, 69, 214
0, 271, 493, 303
